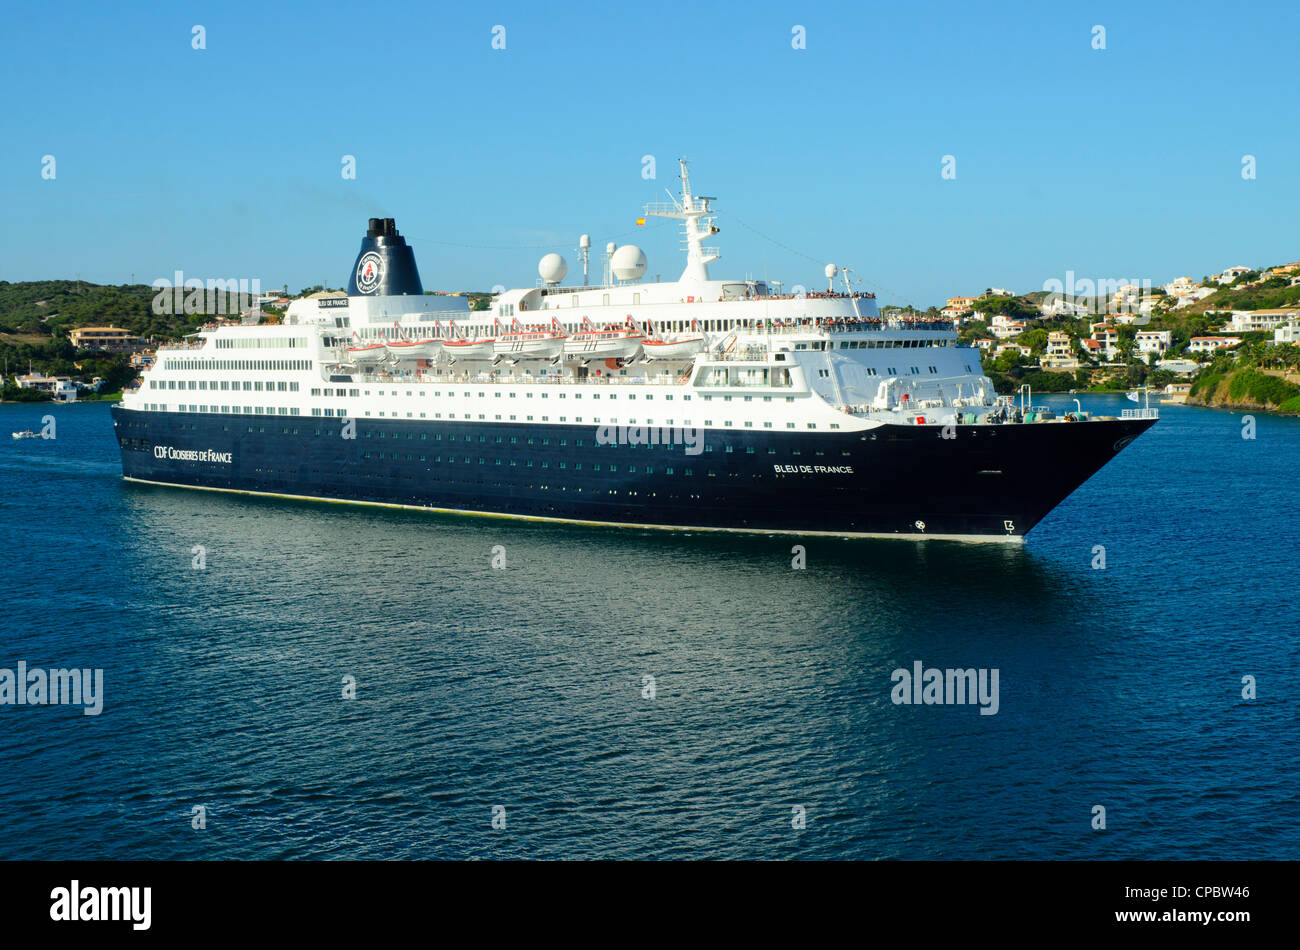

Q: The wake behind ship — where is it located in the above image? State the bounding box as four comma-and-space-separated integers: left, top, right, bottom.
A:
112, 162, 1157, 541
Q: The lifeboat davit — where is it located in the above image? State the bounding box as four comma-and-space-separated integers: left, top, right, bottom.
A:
641, 336, 706, 360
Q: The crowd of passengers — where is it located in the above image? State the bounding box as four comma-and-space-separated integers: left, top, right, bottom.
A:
765, 316, 953, 331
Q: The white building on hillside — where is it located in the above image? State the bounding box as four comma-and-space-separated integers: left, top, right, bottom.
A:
1157, 358, 1199, 376
1040, 296, 1090, 318
1218, 266, 1253, 285
1041, 331, 1078, 370
1273, 323, 1300, 345
995, 343, 1031, 359
1225, 309, 1300, 332
1135, 330, 1171, 358
1188, 336, 1243, 354
990, 314, 1025, 339
1173, 287, 1216, 308
15, 373, 79, 401
1090, 325, 1120, 361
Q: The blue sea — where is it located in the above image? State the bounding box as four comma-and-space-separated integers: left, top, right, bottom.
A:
0, 396, 1295, 860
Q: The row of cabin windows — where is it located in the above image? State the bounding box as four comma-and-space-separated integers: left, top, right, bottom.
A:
120, 419, 850, 452
139, 401, 836, 431
259, 474, 755, 500
122, 418, 847, 454
213, 337, 308, 349
222, 467, 805, 507
312, 388, 696, 400
836, 340, 948, 349
354, 455, 859, 476
123, 436, 847, 465
307, 407, 834, 430
304, 386, 794, 405
162, 359, 311, 371
359, 447, 846, 461
358, 432, 843, 451
150, 379, 298, 392
158, 405, 300, 415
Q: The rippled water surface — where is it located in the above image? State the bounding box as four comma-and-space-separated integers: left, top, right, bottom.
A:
0, 397, 1295, 859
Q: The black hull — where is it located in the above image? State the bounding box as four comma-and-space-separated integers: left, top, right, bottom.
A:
110, 407, 1156, 540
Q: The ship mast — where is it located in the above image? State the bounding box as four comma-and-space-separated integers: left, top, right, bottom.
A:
644, 158, 720, 283
840, 266, 863, 319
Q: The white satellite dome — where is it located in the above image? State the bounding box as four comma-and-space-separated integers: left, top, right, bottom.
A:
579, 234, 591, 249
611, 244, 647, 282
824, 263, 838, 280
538, 253, 568, 284
605, 241, 617, 256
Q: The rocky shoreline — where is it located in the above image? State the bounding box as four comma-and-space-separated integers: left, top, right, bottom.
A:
1186, 368, 1300, 415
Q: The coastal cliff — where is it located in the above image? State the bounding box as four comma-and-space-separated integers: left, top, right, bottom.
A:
1186, 368, 1300, 414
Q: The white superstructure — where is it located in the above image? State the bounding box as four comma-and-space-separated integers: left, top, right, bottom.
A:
123, 161, 998, 433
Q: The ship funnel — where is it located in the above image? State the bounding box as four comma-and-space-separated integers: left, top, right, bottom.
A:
348, 217, 424, 296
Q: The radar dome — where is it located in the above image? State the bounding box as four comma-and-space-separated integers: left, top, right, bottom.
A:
538, 253, 568, 284
579, 234, 591, 249
605, 241, 617, 256
824, 263, 838, 280
611, 244, 647, 282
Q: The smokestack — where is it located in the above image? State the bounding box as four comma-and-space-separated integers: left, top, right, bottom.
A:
348, 218, 424, 297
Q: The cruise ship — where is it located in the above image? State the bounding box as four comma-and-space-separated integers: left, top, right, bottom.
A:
112, 161, 1157, 541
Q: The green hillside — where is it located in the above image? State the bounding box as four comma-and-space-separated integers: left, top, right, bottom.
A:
1185, 278, 1300, 314
0, 280, 223, 339
0, 280, 244, 400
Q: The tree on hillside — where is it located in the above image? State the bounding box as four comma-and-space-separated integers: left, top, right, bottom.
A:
972, 295, 1039, 322
1020, 328, 1049, 353
993, 349, 1031, 373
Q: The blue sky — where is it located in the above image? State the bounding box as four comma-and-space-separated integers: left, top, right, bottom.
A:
2, 0, 1296, 307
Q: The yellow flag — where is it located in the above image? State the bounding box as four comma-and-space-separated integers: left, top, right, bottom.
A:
636, 217, 646, 226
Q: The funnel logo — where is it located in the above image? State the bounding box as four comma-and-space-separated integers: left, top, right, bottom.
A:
356, 252, 384, 294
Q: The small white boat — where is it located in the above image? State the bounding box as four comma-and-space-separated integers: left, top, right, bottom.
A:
347, 342, 388, 365
442, 338, 496, 361
385, 338, 442, 361
11, 430, 39, 440
494, 329, 566, 361
564, 323, 644, 361
641, 335, 706, 360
